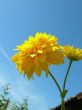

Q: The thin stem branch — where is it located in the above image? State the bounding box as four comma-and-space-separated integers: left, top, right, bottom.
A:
48, 70, 62, 94
63, 60, 73, 91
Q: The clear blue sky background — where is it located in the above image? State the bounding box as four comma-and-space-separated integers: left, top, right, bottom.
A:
0, 0, 82, 110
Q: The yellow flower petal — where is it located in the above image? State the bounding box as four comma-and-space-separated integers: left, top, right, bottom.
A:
30, 54, 36, 58
63, 45, 82, 61
12, 32, 64, 79
40, 62, 48, 77
34, 56, 41, 76
47, 50, 64, 65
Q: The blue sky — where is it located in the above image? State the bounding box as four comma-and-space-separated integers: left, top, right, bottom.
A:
0, 0, 82, 110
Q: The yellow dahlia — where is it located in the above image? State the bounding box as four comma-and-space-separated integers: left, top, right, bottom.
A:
63, 45, 82, 61
12, 32, 64, 79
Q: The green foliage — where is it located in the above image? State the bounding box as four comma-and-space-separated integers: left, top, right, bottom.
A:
10, 98, 29, 110
0, 84, 10, 110
0, 84, 29, 110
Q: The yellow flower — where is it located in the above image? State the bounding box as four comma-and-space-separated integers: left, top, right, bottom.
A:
12, 32, 64, 79
63, 45, 82, 61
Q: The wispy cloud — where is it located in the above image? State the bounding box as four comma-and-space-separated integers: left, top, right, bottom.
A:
0, 45, 12, 65
0, 77, 49, 110
0, 46, 49, 110
14, 78, 49, 110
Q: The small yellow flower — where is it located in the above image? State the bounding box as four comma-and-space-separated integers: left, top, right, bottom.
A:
12, 32, 64, 79
63, 45, 82, 61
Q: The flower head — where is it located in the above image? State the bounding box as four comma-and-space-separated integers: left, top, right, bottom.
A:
12, 32, 64, 79
63, 45, 82, 61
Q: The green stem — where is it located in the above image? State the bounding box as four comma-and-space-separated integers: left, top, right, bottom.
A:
63, 60, 73, 91
49, 70, 65, 110
48, 70, 62, 94
61, 98, 65, 110
49, 60, 73, 110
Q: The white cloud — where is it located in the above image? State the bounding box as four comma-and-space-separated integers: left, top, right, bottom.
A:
0, 69, 49, 110
0, 77, 6, 86
29, 94, 49, 110
14, 78, 49, 110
